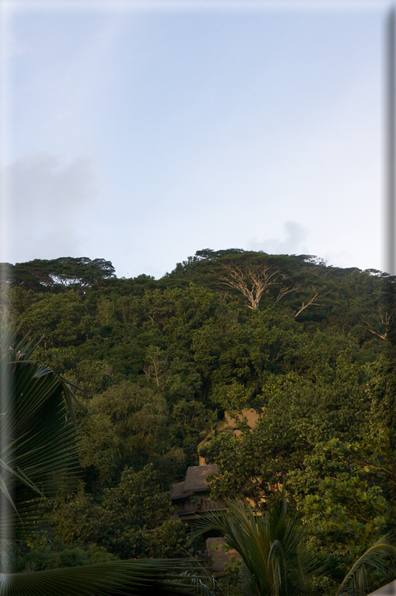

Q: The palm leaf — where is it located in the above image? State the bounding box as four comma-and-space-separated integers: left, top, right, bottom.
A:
191, 496, 320, 596
0, 559, 216, 596
0, 332, 81, 538
337, 532, 396, 596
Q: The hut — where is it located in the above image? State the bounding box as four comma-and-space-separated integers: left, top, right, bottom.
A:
171, 464, 227, 521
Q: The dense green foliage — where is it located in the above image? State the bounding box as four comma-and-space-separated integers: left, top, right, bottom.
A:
1, 249, 395, 593
52, 465, 187, 559
0, 335, 214, 595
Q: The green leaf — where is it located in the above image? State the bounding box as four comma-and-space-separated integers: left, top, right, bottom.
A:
0, 559, 214, 596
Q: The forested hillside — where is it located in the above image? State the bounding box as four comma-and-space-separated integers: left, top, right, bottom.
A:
1, 250, 395, 593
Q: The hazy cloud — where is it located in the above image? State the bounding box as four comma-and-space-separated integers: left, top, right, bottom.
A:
249, 221, 309, 256
2, 152, 97, 262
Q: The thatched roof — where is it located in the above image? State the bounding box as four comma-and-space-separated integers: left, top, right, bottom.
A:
184, 464, 217, 493
171, 464, 218, 500
170, 481, 192, 500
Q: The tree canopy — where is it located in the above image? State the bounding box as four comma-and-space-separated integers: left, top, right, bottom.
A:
1, 249, 395, 594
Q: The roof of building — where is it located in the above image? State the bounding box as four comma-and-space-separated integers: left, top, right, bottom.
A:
170, 481, 193, 500
184, 464, 217, 493
171, 464, 218, 500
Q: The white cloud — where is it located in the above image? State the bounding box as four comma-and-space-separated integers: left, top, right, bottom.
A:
249, 221, 309, 255
2, 152, 97, 263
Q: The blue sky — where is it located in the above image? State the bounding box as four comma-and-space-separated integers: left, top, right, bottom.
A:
0, 1, 389, 278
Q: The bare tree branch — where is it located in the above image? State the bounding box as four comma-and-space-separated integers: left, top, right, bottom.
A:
220, 264, 279, 310
295, 290, 330, 318
363, 310, 395, 340
142, 347, 167, 386
275, 285, 297, 303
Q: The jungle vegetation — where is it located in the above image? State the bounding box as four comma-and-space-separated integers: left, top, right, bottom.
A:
0, 249, 395, 595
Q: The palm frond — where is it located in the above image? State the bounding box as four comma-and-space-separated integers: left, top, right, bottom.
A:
337, 532, 396, 596
0, 559, 215, 596
192, 496, 321, 596
0, 333, 81, 538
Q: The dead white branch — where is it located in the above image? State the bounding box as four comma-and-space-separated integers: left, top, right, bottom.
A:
276, 285, 297, 303
220, 264, 279, 311
363, 310, 394, 340
295, 290, 330, 318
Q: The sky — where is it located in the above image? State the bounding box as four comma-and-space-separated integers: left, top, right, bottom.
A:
0, 0, 391, 278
